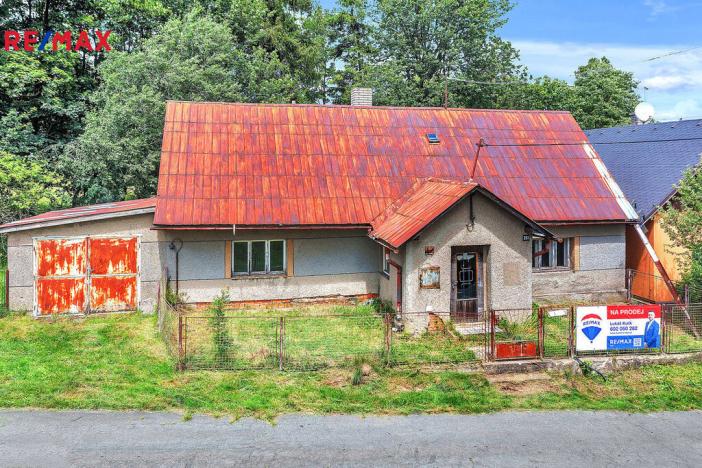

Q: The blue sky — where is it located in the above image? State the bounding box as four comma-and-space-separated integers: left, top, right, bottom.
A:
321, 0, 702, 121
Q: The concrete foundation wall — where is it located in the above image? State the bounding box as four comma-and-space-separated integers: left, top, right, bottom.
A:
401, 193, 533, 333
533, 224, 627, 304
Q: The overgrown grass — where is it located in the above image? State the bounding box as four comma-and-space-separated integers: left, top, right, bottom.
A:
1, 313, 701, 420
181, 304, 480, 370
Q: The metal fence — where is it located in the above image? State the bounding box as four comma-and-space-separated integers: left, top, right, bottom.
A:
160, 307, 484, 371
158, 302, 702, 371
664, 304, 702, 354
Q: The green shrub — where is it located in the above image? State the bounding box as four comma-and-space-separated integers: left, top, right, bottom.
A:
209, 289, 233, 363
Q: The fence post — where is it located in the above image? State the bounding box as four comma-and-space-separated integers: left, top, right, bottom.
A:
278, 316, 285, 371
3, 269, 8, 311
569, 306, 575, 358
489, 310, 496, 361
625, 269, 632, 303
177, 314, 185, 371
538, 307, 544, 359
384, 312, 392, 366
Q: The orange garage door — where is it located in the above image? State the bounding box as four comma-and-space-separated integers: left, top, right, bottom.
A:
35, 237, 139, 315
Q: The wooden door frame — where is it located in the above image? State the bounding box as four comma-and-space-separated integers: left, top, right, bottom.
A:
450, 245, 487, 320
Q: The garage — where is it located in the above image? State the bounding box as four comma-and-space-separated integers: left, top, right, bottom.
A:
34, 236, 140, 315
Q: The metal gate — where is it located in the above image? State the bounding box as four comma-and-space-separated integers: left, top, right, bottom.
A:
34, 236, 139, 315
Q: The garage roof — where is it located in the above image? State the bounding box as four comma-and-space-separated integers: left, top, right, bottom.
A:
154, 101, 636, 227
0, 198, 156, 234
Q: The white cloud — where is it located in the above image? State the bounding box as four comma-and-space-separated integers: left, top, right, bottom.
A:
511, 39, 702, 121
643, 0, 678, 17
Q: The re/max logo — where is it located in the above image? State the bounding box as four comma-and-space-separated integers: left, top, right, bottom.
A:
3, 30, 112, 52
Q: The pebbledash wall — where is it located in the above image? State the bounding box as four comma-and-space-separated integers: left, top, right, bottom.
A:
6, 214, 383, 313
379, 193, 533, 333
7, 211, 626, 317
378, 195, 628, 332
159, 229, 381, 304
531, 224, 627, 304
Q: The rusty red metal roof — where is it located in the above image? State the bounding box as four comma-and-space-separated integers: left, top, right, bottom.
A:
370, 178, 552, 248
154, 102, 634, 226
0, 198, 156, 233
370, 179, 478, 248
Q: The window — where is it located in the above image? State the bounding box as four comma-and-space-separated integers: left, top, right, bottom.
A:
232, 240, 286, 275
382, 247, 390, 275
532, 238, 572, 270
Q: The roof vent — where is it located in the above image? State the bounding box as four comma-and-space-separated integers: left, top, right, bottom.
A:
426, 133, 440, 144
350, 88, 373, 106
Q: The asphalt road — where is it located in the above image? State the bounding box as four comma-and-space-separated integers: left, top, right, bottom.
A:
1, 410, 701, 467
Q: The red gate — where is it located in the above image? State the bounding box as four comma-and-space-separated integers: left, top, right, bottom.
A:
34, 236, 139, 315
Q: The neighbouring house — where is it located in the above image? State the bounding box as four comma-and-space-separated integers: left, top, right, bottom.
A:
0, 93, 637, 331
586, 119, 702, 303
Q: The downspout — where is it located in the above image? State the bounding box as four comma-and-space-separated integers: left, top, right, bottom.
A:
169, 239, 183, 297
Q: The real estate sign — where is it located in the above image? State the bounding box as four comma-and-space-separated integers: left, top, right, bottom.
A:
576, 305, 661, 352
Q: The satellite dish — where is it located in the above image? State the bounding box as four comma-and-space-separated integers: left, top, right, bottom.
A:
635, 102, 655, 122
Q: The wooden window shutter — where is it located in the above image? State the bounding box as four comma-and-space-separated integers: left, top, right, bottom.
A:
286, 239, 294, 276
225, 241, 232, 278
571, 237, 580, 271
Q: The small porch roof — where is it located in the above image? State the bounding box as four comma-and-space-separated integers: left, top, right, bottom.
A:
368, 178, 552, 250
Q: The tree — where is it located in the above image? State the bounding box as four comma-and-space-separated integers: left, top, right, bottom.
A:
0, 152, 69, 224
661, 167, 702, 301
327, 0, 377, 103
360, 0, 522, 108
497, 76, 574, 112
62, 13, 247, 204
0, 151, 70, 264
570, 57, 639, 129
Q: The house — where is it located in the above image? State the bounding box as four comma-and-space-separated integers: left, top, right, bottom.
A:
585, 119, 702, 303
0, 94, 637, 331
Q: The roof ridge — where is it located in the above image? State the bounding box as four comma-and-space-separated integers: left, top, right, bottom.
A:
165, 100, 572, 115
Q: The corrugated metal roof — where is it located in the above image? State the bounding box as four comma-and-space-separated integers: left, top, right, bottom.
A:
370, 179, 478, 248
0, 198, 156, 233
585, 119, 702, 220
153, 101, 633, 226
369, 178, 552, 249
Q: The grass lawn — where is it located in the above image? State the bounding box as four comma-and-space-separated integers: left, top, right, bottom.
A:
1, 312, 702, 420
179, 304, 480, 370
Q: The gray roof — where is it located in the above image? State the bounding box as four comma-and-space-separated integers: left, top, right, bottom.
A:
585, 119, 702, 221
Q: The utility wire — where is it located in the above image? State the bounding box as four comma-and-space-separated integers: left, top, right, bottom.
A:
481, 136, 702, 148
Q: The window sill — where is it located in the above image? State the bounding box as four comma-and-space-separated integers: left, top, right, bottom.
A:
231, 274, 287, 280
532, 267, 573, 274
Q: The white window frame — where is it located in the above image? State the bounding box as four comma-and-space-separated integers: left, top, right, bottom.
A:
232, 239, 286, 276
532, 238, 572, 270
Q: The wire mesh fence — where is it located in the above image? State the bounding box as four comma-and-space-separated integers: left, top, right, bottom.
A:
487, 308, 540, 361
540, 306, 572, 358
664, 304, 702, 354
158, 301, 702, 371
163, 307, 483, 371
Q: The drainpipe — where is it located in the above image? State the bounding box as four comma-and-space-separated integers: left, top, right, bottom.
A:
386, 253, 402, 317
169, 239, 184, 297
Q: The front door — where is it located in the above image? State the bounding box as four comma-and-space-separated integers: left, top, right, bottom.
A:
451, 247, 483, 321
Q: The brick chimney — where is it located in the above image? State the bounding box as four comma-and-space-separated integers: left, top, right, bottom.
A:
350, 88, 373, 106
